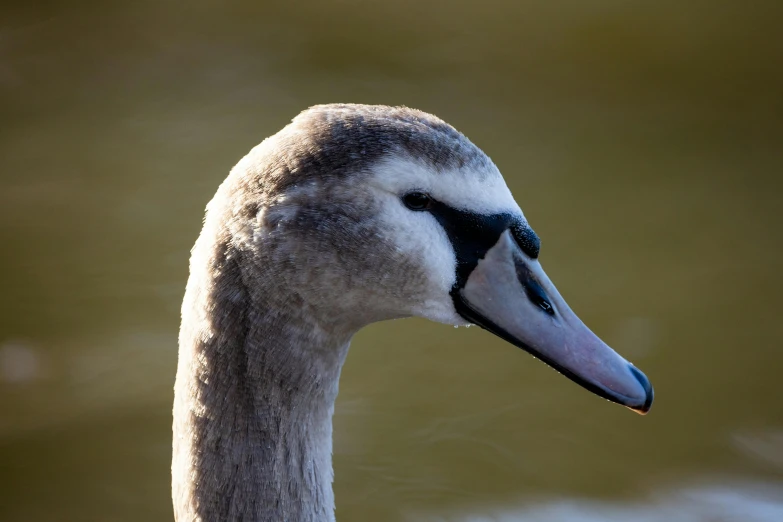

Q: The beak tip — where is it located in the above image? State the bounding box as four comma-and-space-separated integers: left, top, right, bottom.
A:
628, 365, 654, 415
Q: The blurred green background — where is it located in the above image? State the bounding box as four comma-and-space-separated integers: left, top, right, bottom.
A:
1, 1, 782, 521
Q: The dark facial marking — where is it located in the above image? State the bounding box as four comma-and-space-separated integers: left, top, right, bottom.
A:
420, 199, 539, 288
511, 221, 540, 259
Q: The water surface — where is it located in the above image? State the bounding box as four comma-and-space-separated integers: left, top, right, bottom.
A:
1, 1, 782, 520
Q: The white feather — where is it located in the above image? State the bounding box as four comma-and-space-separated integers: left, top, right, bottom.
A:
370, 156, 526, 326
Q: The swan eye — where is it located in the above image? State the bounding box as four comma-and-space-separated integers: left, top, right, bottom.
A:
402, 192, 432, 211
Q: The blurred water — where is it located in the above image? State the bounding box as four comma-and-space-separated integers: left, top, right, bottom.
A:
416, 480, 783, 521
1, 1, 782, 521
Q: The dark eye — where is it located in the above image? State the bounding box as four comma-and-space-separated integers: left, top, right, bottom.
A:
402, 192, 432, 211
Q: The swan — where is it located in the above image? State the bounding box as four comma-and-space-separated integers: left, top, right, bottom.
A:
172, 104, 654, 522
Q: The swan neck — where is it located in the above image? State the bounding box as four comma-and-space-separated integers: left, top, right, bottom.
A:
173, 247, 351, 522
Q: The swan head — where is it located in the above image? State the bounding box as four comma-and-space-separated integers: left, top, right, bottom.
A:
222, 103, 653, 414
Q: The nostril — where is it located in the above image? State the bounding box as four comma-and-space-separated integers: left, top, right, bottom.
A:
536, 298, 554, 315
513, 255, 555, 316
523, 280, 555, 316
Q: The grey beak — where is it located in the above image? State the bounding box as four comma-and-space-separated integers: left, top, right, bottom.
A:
454, 230, 654, 414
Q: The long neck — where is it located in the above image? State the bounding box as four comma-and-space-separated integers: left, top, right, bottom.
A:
172, 240, 351, 522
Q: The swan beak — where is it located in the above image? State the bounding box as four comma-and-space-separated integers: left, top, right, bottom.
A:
454, 230, 653, 414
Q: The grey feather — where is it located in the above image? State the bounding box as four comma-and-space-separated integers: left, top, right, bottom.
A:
172, 104, 495, 522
